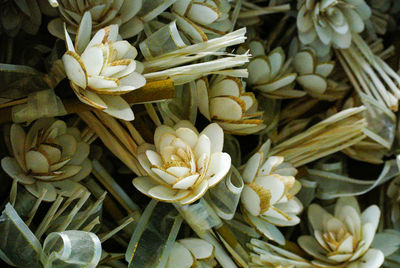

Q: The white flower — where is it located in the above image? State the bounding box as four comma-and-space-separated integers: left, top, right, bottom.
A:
166, 238, 216, 268
196, 75, 266, 135
240, 141, 303, 226
297, 0, 372, 51
246, 43, 304, 99
62, 11, 146, 121
1, 118, 91, 202
133, 121, 231, 205
172, 0, 232, 43
48, 0, 143, 40
298, 196, 384, 268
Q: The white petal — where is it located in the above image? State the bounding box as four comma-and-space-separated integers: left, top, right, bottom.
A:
80, 45, 104, 76
173, 174, 199, 189
26, 151, 50, 173
242, 152, 263, 184
255, 175, 285, 204
356, 248, 384, 268
194, 134, 211, 161
10, 124, 26, 170
199, 123, 224, 154
56, 134, 77, 158
166, 242, 194, 268
68, 142, 90, 165
176, 128, 198, 148
1, 157, 34, 184
210, 97, 244, 121
178, 238, 214, 260
75, 11, 92, 54
294, 50, 315, 74
297, 74, 328, 94
145, 150, 163, 167
179, 179, 208, 205
101, 95, 135, 121
62, 51, 87, 89
205, 152, 231, 187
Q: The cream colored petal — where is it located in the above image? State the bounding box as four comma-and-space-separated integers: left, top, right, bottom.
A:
10, 124, 26, 170
167, 166, 190, 178
173, 121, 199, 135
152, 167, 178, 185
205, 152, 231, 187
297, 74, 328, 94
210, 97, 244, 121
210, 77, 241, 97
268, 47, 285, 78
145, 150, 163, 167
176, 128, 198, 148
172, 174, 199, 190
247, 57, 270, 84
242, 152, 263, 184
360, 205, 380, 229
199, 123, 224, 154
62, 51, 87, 89
187, 2, 220, 25
101, 95, 135, 121
241, 185, 263, 216
26, 150, 50, 174
154, 125, 176, 152
255, 175, 285, 204
294, 50, 315, 74
38, 144, 62, 164
308, 204, 331, 231
258, 156, 284, 176
179, 179, 209, 205
166, 242, 194, 268
255, 74, 297, 92
68, 159, 92, 182
298, 236, 332, 263
56, 134, 77, 158
149, 184, 190, 203
1, 157, 35, 185
52, 180, 88, 197
75, 11, 92, 54
336, 235, 353, 253
178, 238, 214, 260
194, 134, 211, 161
25, 182, 57, 202
355, 248, 384, 268
119, 71, 146, 89
80, 45, 104, 76
196, 78, 211, 120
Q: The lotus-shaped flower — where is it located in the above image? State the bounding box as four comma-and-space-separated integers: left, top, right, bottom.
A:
62, 12, 146, 121
298, 196, 384, 267
1, 118, 91, 202
167, 238, 216, 267
246, 43, 304, 99
172, 0, 232, 43
132, 121, 231, 205
241, 141, 303, 226
48, 0, 143, 40
297, 0, 372, 52
196, 75, 266, 135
